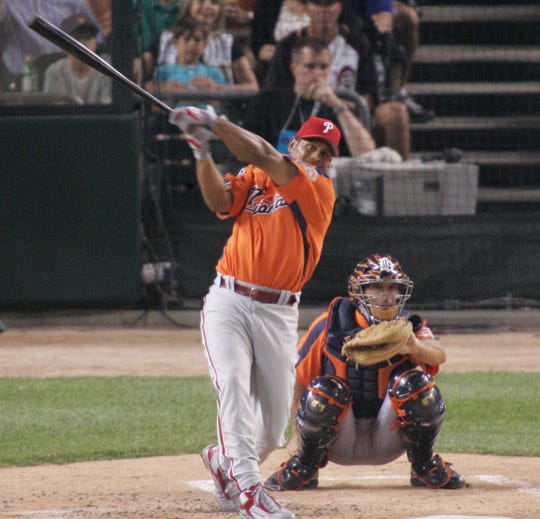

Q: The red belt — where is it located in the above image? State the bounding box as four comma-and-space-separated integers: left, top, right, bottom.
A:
219, 278, 296, 306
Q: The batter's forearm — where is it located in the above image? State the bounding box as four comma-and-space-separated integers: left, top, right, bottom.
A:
212, 117, 279, 165
196, 158, 232, 214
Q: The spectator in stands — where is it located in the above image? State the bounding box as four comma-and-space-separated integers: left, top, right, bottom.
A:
142, 0, 258, 93
87, 0, 112, 38
134, 0, 182, 53
274, 0, 311, 42
0, 0, 102, 81
43, 14, 111, 104
128, 0, 183, 82
249, 1, 280, 83
347, 0, 435, 122
222, 0, 257, 78
224, 0, 252, 36
147, 20, 227, 112
264, 0, 410, 160
250, 0, 310, 84
242, 37, 375, 158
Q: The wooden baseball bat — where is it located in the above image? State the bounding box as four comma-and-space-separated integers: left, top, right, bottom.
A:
28, 14, 172, 113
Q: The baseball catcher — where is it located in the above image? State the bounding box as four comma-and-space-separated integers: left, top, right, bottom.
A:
265, 253, 465, 492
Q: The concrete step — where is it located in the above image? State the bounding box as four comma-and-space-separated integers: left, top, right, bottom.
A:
412, 60, 537, 83
410, 115, 540, 130
411, 44, 539, 83
409, 151, 540, 187
408, 82, 540, 95
411, 116, 540, 152
406, 82, 539, 117
429, 0, 538, 7
421, 5, 540, 23
419, 5, 540, 45
477, 187, 540, 202
414, 44, 540, 64
476, 199, 540, 213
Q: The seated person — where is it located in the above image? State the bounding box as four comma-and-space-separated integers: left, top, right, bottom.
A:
264, 0, 410, 160
274, 0, 311, 42
42, 14, 111, 104
148, 20, 227, 107
346, 0, 435, 122
0, 1, 102, 80
142, 0, 258, 93
242, 37, 375, 158
131, 0, 182, 79
251, 0, 311, 80
252, 0, 311, 51
224, 0, 253, 37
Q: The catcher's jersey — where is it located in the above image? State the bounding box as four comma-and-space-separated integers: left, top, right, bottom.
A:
296, 297, 438, 389
215, 158, 335, 292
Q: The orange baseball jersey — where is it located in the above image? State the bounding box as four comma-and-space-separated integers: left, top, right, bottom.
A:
215, 158, 336, 292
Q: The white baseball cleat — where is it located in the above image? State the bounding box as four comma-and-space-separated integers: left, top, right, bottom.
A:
239, 483, 296, 519
201, 444, 240, 512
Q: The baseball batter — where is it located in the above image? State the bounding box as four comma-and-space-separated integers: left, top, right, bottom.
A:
168, 106, 340, 519
264, 254, 466, 492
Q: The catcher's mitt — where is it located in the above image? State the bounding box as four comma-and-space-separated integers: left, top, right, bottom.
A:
342, 319, 412, 366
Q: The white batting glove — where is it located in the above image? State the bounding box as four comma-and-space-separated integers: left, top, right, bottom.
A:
168, 105, 218, 132
184, 126, 214, 160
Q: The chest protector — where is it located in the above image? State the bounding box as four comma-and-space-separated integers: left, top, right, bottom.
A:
325, 298, 408, 419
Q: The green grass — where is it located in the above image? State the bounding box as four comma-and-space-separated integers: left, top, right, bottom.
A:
436, 372, 540, 456
0, 372, 538, 467
0, 377, 217, 467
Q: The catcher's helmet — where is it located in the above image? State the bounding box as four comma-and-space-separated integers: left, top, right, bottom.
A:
348, 254, 414, 321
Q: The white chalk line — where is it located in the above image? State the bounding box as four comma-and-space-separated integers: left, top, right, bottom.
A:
476, 474, 540, 497
189, 472, 540, 497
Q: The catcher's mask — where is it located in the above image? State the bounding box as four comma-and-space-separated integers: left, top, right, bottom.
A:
348, 254, 414, 322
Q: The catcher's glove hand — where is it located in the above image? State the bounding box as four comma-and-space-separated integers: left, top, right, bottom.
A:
342, 319, 412, 366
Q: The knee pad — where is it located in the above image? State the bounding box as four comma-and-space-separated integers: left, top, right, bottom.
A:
388, 368, 445, 427
297, 375, 352, 442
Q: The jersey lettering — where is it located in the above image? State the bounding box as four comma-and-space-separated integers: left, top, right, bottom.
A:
244, 186, 288, 215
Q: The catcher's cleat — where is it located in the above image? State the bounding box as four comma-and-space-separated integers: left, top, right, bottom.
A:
201, 444, 240, 512
410, 454, 466, 489
264, 456, 320, 491
239, 483, 296, 519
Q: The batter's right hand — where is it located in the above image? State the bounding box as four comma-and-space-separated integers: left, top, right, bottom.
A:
168, 105, 218, 132
184, 126, 214, 161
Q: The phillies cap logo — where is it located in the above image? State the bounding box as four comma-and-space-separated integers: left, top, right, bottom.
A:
322, 121, 334, 134
296, 116, 342, 156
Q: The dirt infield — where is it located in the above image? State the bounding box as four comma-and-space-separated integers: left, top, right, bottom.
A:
1, 327, 539, 519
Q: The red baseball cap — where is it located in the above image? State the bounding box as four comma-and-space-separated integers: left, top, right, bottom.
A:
296, 116, 341, 156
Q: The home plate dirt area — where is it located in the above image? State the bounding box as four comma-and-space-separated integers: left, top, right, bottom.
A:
0, 327, 539, 519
